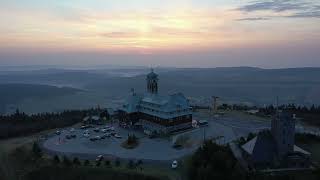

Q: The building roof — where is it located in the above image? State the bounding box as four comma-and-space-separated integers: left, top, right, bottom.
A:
242, 137, 257, 155
241, 131, 277, 164
122, 92, 191, 118
123, 93, 143, 113
294, 145, 311, 155
241, 131, 311, 165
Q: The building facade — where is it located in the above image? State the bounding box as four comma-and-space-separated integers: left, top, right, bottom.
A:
271, 112, 295, 157
121, 70, 192, 134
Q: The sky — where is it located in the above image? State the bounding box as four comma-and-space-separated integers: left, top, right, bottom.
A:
0, 0, 319, 68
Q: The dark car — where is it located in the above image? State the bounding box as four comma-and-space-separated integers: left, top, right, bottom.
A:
90, 137, 97, 141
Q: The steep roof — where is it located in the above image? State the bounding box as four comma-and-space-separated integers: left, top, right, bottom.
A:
242, 131, 277, 164
122, 93, 143, 113
294, 145, 311, 155
242, 137, 257, 155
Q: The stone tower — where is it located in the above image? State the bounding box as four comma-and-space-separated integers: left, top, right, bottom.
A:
271, 111, 295, 157
146, 69, 158, 94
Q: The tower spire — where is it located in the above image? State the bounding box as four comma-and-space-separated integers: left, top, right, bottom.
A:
146, 69, 158, 94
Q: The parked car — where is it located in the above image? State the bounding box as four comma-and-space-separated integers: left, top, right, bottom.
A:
171, 160, 178, 169
110, 132, 116, 136
70, 128, 75, 132
90, 137, 97, 141
55, 130, 61, 135
84, 130, 90, 134
83, 133, 90, 138
94, 128, 100, 132
114, 134, 122, 139
96, 155, 104, 162
95, 136, 101, 140
198, 120, 209, 126
80, 125, 88, 129
102, 133, 111, 138
65, 135, 72, 139
70, 134, 77, 138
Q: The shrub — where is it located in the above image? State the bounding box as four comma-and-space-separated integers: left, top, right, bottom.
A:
84, 160, 90, 166
115, 158, 120, 167
73, 157, 81, 166
127, 160, 135, 169
186, 141, 243, 180
127, 134, 137, 145
53, 155, 60, 164
32, 142, 43, 158
63, 156, 72, 167
96, 161, 101, 167
104, 160, 111, 167
137, 160, 143, 166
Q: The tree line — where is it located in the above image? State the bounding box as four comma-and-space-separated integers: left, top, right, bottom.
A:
0, 108, 109, 139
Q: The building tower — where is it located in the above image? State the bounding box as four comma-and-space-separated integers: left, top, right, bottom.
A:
271, 111, 295, 157
212, 96, 219, 113
146, 69, 158, 94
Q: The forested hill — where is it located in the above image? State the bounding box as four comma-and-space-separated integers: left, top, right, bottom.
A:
1, 67, 320, 114
0, 84, 80, 114
88, 67, 320, 106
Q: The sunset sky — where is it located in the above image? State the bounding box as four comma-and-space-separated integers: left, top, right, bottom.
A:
0, 0, 319, 68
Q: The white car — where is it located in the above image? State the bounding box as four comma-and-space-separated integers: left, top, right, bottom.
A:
96, 155, 104, 162
114, 134, 122, 139
83, 133, 90, 138
171, 160, 178, 169
101, 129, 107, 133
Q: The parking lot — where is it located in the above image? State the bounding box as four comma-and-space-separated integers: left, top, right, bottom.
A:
42, 110, 315, 162
42, 121, 200, 162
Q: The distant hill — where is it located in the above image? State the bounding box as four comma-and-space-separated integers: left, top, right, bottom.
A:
0, 67, 319, 113
87, 67, 320, 106
0, 84, 80, 114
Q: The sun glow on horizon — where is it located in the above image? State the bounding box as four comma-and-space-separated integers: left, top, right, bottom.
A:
0, 0, 319, 56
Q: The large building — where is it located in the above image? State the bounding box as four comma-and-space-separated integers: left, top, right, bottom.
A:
241, 111, 311, 169
121, 69, 192, 134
